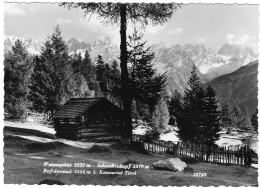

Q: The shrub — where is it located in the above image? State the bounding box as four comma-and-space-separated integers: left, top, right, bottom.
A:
143, 128, 160, 142
88, 145, 110, 153
180, 157, 200, 164
166, 148, 177, 156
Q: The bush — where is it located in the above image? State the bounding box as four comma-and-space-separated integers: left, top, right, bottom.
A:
88, 145, 110, 153
180, 157, 200, 164
166, 148, 177, 156
143, 128, 160, 142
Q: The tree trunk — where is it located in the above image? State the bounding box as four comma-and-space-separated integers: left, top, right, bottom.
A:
120, 4, 132, 144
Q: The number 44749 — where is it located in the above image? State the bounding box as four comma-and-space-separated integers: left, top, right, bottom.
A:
193, 172, 207, 177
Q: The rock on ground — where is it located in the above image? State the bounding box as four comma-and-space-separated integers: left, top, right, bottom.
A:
152, 158, 187, 172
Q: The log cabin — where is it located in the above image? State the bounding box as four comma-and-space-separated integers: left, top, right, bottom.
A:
52, 97, 123, 142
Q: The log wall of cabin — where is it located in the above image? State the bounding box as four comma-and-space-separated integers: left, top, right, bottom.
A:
53, 103, 122, 142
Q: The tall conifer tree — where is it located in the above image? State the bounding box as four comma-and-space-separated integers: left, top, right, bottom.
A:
251, 109, 258, 131
203, 85, 221, 152
169, 90, 183, 126
4, 40, 32, 119
60, 2, 181, 143
177, 65, 206, 143
29, 26, 76, 114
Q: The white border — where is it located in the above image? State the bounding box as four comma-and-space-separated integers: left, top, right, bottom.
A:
0, 0, 259, 188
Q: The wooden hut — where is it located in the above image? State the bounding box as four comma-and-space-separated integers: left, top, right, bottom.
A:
52, 97, 123, 142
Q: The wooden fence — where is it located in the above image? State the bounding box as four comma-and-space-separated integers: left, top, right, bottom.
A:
132, 134, 257, 167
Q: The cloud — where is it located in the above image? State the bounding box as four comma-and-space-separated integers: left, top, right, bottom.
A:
167, 28, 183, 35
226, 33, 256, 45
56, 18, 74, 25
226, 34, 235, 43
4, 4, 26, 15
78, 17, 120, 44
225, 33, 258, 52
145, 25, 165, 34
195, 37, 205, 44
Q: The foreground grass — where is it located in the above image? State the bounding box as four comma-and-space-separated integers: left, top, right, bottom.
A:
3, 126, 258, 186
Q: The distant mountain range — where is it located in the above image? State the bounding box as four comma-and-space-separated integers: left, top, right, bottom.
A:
150, 42, 257, 94
206, 60, 258, 115
4, 34, 258, 95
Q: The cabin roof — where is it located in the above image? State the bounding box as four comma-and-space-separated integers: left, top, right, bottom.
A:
52, 97, 122, 119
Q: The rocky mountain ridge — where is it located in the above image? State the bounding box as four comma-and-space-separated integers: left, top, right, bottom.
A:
4, 34, 258, 95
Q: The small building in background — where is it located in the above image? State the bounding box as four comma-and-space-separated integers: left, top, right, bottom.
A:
52, 97, 123, 142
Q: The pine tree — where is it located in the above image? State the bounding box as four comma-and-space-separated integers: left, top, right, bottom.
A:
4, 39, 33, 119
155, 97, 170, 132
177, 65, 206, 144
71, 52, 83, 74
110, 60, 121, 99
231, 105, 243, 129
105, 63, 112, 94
29, 26, 76, 114
220, 104, 233, 130
251, 109, 258, 131
80, 50, 96, 91
131, 99, 139, 123
169, 90, 182, 126
95, 55, 109, 96
128, 30, 167, 111
202, 85, 221, 148
27, 55, 47, 112
70, 52, 93, 97
239, 107, 254, 131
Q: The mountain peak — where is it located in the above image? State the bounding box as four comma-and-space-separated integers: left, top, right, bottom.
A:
218, 43, 256, 59
93, 36, 113, 47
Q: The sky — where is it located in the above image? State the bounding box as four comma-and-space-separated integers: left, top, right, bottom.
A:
4, 3, 259, 52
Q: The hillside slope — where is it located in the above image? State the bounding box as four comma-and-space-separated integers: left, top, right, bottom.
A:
206, 60, 258, 114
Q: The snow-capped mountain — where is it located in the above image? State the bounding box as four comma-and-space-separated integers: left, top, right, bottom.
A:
66, 38, 91, 53
149, 42, 257, 94
4, 34, 258, 95
4, 35, 43, 55
4, 35, 120, 65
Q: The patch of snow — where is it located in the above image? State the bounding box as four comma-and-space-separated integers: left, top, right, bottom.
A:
63, 155, 75, 158
56, 138, 110, 149
215, 137, 243, 147
220, 55, 231, 61
198, 61, 226, 74
4, 121, 55, 135
160, 131, 179, 143
133, 126, 148, 135
13, 153, 27, 156
5, 133, 53, 143
250, 139, 258, 153
5, 133, 110, 149
28, 156, 46, 160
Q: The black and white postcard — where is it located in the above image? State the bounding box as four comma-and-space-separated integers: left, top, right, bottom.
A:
2, 0, 259, 186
